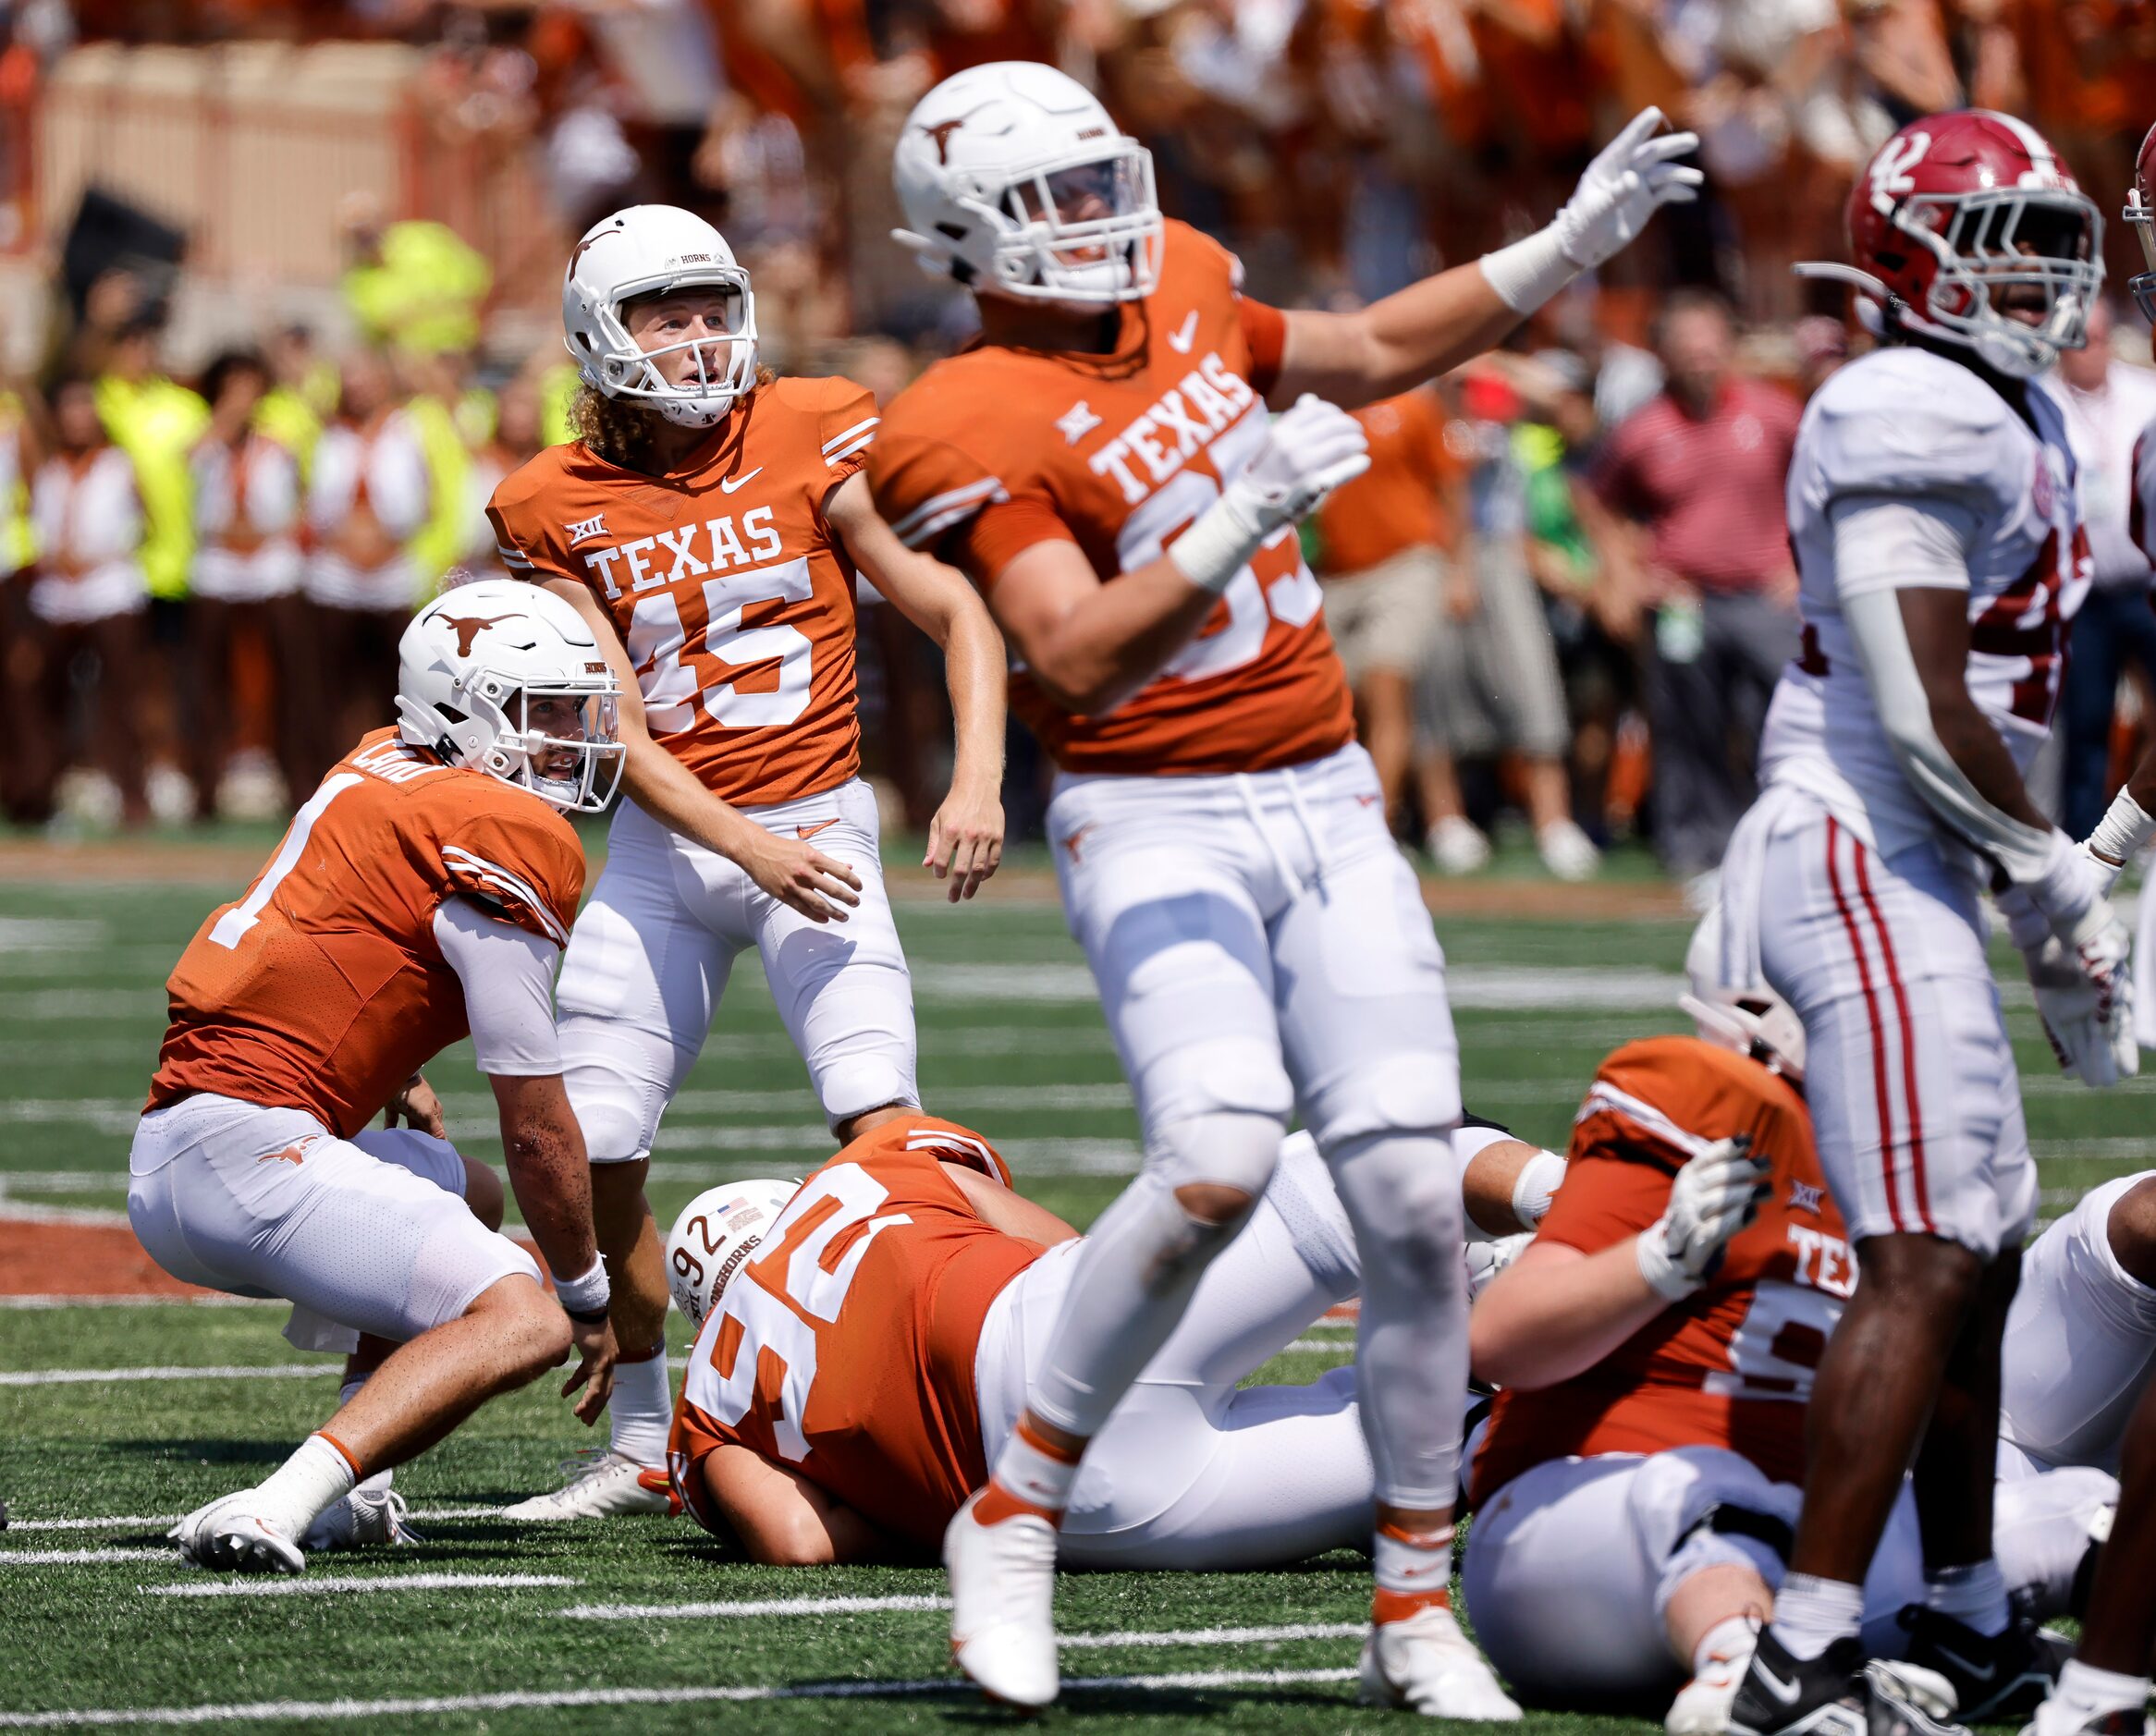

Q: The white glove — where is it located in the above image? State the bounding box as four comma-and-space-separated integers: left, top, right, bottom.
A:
1465, 1230, 1533, 1303
2015, 833, 2138, 1088
1635, 1135, 1771, 1301
1553, 107, 1706, 270
1169, 395, 1369, 595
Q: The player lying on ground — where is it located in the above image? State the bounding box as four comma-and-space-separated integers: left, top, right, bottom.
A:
663, 1117, 1559, 1569
133, 581, 624, 1571
865, 58, 1700, 1715
1464, 919, 2114, 1735
1703, 109, 2131, 1736
487, 204, 1006, 1519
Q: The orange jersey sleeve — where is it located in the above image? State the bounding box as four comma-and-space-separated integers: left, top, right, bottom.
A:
148, 731, 586, 1138
865, 220, 1354, 778
668, 1115, 1041, 1551
484, 379, 866, 807
1471, 1038, 1852, 1506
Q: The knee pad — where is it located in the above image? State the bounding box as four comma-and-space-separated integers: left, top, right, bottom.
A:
814, 1056, 920, 1133
564, 1060, 658, 1166
1150, 1111, 1284, 1220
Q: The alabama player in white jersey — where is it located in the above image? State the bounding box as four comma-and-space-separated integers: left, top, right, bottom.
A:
1705, 111, 2132, 1736
866, 61, 1701, 1714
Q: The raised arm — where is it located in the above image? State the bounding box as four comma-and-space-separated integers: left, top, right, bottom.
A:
1268, 111, 1701, 410
699, 1442, 900, 1566
824, 471, 1008, 900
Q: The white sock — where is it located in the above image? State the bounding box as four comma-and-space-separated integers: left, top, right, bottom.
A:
607, 1350, 671, 1468
1927, 1558, 2010, 1636
990, 1416, 1082, 1513
2053, 1659, 2152, 1722
1770, 1573, 1864, 1662
252, 1433, 358, 1535
1692, 1615, 1761, 1675
1373, 1522, 1454, 1601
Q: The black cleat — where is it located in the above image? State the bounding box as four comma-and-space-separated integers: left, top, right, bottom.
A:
1728, 1628, 1970, 1736
1896, 1606, 2067, 1721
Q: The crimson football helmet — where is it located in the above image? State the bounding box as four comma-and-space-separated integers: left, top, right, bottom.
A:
2127, 122, 2156, 324
1800, 110, 2101, 379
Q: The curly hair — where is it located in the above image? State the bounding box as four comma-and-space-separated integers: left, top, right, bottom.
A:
569, 368, 777, 471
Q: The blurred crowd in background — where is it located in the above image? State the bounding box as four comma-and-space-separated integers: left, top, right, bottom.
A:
5, 0, 2156, 886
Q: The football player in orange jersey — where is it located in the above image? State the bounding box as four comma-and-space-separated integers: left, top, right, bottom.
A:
1463, 921, 2108, 1734
136, 581, 626, 1573
486, 205, 1009, 1519
864, 58, 1701, 1712
663, 1120, 1560, 1571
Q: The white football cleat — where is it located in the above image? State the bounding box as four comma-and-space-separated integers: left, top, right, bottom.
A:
1537, 819, 1601, 883
1666, 1637, 1757, 1735
301, 1484, 421, 1552
1358, 1604, 1522, 1720
1427, 817, 1493, 876
945, 1490, 1060, 1709
499, 1449, 677, 1521
170, 1493, 306, 1574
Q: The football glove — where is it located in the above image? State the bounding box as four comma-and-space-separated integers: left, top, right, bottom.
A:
1635, 1135, 1771, 1301
1170, 395, 1369, 595
1552, 107, 1705, 272
2014, 836, 2138, 1088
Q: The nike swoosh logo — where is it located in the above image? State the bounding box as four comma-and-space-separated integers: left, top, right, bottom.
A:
1167, 312, 1198, 353
796, 817, 839, 840
1932, 1646, 1996, 1682
1753, 1659, 1804, 1705
720, 468, 763, 495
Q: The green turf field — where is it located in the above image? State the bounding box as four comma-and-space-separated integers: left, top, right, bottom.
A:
1, 843, 2148, 1732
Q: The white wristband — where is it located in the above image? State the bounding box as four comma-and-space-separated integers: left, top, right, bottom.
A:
2088, 789, 2154, 873
1167, 485, 1270, 596
553, 1254, 611, 1320
1478, 226, 1578, 317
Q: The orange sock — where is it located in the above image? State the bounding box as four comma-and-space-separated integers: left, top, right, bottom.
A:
1372, 1520, 1455, 1624
977, 1414, 1081, 1525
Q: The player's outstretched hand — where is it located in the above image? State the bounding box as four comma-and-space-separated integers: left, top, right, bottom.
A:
1552, 108, 1705, 272
1635, 1134, 1771, 1300
739, 830, 863, 924
1236, 395, 1371, 527
925, 784, 1005, 903
562, 1313, 617, 1425
1999, 884, 2129, 1086
384, 1071, 447, 1137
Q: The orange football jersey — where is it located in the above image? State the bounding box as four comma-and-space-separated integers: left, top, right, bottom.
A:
669, 1115, 1045, 1552
1471, 1036, 1851, 1506
485, 376, 877, 807
866, 219, 1355, 777
147, 728, 585, 1139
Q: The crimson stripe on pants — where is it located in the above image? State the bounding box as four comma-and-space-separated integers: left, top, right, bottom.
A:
1823, 815, 1907, 1233
1848, 836, 1934, 1235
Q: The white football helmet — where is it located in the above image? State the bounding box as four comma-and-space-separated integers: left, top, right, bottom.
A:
892, 61, 1161, 306
396, 580, 624, 814
562, 204, 757, 428
665, 1179, 800, 1330
1679, 909, 1807, 1082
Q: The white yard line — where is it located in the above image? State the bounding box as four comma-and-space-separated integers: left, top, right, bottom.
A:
0, 1364, 336, 1388
559, 1593, 949, 1620
0, 1668, 1356, 1727
0, 1547, 162, 1566
1062, 1622, 1364, 1650
146, 1572, 580, 1599
4, 1504, 511, 1534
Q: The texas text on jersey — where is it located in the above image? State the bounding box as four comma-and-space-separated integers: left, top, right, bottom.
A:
485, 375, 878, 806
1471, 1035, 1850, 1505
146, 727, 585, 1139
866, 219, 1354, 777
668, 1116, 1042, 1551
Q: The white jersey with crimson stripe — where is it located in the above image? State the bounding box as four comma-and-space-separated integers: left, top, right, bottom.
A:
1760, 345, 2086, 867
